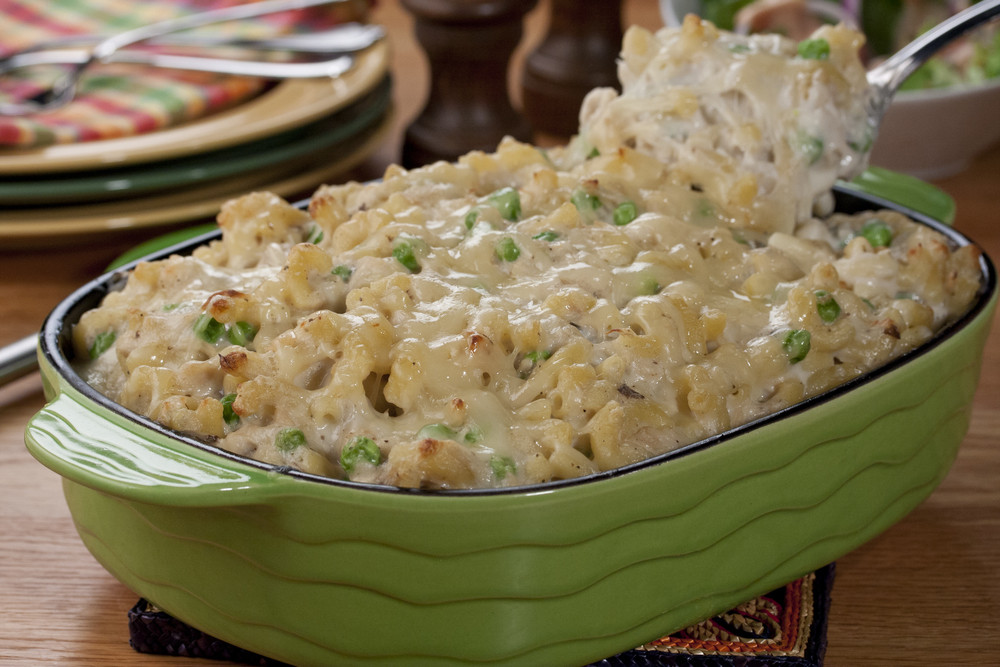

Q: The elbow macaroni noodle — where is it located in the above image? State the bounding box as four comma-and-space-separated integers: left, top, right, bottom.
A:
74, 19, 982, 490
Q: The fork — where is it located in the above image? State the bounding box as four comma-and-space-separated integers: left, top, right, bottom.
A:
0, 0, 362, 116
0, 22, 384, 67
0, 51, 358, 105
0, 23, 385, 115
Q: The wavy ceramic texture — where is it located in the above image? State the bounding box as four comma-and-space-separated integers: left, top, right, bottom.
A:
24, 185, 998, 666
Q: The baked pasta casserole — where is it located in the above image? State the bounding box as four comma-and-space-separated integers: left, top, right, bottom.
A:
73, 18, 983, 490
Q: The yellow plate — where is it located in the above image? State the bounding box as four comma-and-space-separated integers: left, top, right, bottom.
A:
0, 109, 391, 246
0, 41, 388, 175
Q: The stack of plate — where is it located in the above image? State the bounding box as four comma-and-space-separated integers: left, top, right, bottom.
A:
0, 39, 391, 247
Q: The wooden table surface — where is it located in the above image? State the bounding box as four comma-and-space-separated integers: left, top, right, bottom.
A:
1, 1, 997, 664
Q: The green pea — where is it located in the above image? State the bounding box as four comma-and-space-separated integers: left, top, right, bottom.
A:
220, 393, 239, 429
88, 330, 116, 359
613, 201, 638, 226
532, 230, 559, 242
463, 425, 484, 444
306, 224, 324, 244
464, 208, 480, 230
193, 313, 225, 343
226, 321, 258, 347
340, 435, 381, 473
815, 291, 841, 323
488, 187, 521, 221
417, 423, 460, 441
571, 189, 601, 212
496, 237, 521, 262
797, 38, 830, 60
638, 275, 660, 296
490, 455, 517, 481
518, 349, 553, 379
524, 349, 552, 364
275, 427, 307, 452
796, 130, 825, 165
393, 239, 421, 273
860, 219, 893, 248
782, 329, 811, 363
332, 264, 353, 282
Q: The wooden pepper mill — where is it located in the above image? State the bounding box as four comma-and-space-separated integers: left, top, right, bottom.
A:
400, 0, 537, 168
522, 0, 623, 138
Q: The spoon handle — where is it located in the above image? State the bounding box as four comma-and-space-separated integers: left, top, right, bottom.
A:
867, 0, 1000, 104
91, 0, 359, 60
0, 335, 39, 388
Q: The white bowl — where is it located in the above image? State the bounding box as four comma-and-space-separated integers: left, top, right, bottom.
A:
869, 78, 1000, 180
658, 0, 1000, 180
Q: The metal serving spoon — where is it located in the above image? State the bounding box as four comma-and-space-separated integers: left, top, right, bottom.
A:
0, 0, 364, 116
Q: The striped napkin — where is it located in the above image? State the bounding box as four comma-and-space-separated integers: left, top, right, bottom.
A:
0, 0, 371, 148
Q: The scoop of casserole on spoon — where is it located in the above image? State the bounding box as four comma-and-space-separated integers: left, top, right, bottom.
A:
577, 0, 1000, 234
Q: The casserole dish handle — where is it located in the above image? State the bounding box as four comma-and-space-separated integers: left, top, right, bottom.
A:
25, 390, 282, 507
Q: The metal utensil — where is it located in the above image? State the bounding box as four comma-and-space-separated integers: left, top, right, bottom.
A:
0, 23, 385, 115
0, 52, 356, 100
0, 22, 383, 60
0, 24, 384, 81
0, 335, 38, 389
0, 0, 360, 116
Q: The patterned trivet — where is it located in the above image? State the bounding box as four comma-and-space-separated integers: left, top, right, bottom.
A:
591, 564, 835, 667
127, 563, 834, 666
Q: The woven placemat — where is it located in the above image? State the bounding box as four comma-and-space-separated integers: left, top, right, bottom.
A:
0, 0, 371, 148
128, 563, 834, 666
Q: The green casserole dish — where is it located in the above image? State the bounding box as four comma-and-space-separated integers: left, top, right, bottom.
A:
25, 182, 997, 666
